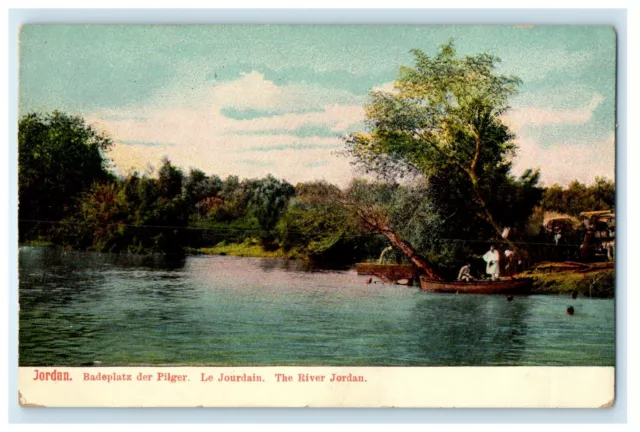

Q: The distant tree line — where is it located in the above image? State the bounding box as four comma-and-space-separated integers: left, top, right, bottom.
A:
540, 178, 615, 216
18, 110, 614, 274
18, 111, 296, 254
17, 111, 369, 260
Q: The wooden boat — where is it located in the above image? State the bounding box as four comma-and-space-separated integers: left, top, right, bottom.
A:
419, 275, 533, 294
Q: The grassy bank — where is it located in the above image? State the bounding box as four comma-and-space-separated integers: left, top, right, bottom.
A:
518, 262, 614, 298
20, 239, 54, 247
196, 238, 287, 259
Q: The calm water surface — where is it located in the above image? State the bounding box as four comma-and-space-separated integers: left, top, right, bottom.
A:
19, 247, 615, 366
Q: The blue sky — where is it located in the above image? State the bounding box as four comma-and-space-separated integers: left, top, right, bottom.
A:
19, 25, 616, 186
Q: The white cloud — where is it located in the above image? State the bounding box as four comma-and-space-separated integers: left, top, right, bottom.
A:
371, 81, 397, 93
499, 48, 597, 82
209, 71, 365, 112
139, 71, 365, 114
512, 134, 615, 186
89, 71, 366, 186
107, 136, 355, 186
504, 92, 614, 185
92, 72, 613, 188
90, 104, 363, 145
505, 94, 605, 127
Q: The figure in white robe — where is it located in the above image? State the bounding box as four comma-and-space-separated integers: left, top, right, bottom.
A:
483, 246, 500, 280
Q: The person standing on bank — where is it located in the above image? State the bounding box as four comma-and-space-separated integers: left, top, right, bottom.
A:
483, 245, 500, 281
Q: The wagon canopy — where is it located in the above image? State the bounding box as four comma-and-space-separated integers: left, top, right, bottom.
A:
579, 210, 615, 229
543, 212, 581, 232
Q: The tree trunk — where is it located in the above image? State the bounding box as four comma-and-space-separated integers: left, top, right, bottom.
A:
468, 173, 517, 251
343, 200, 444, 280
381, 228, 443, 280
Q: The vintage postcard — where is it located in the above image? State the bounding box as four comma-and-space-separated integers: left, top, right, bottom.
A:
17, 24, 616, 407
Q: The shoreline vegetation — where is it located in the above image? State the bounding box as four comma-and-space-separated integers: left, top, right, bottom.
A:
522, 262, 614, 298
19, 42, 615, 293
189, 238, 288, 259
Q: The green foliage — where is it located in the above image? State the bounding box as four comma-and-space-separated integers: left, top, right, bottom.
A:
188, 174, 295, 245
528, 268, 614, 298
200, 238, 286, 258
541, 177, 615, 215
157, 157, 185, 198
183, 168, 223, 212
278, 181, 364, 259
248, 174, 295, 239
189, 213, 262, 246
61, 160, 189, 253
342, 178, 460, 273
19, 111, 114, 239
206, 175, 253, 222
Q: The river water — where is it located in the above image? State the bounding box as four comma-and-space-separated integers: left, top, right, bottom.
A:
18, 247, 615, 367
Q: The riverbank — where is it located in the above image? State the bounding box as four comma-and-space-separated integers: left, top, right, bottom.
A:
520, 262, 614, 298
20, 240, 295, 260
20, 239, 54, 247
355, 262, 615, 298
193, 239, 288, 259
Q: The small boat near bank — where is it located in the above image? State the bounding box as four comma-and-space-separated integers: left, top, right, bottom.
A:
419, 275, 533, 294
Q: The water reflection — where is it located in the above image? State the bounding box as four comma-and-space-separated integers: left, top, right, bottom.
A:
256, 257, 310, 273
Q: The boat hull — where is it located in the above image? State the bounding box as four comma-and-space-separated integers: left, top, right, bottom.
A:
419, 276, 533, 294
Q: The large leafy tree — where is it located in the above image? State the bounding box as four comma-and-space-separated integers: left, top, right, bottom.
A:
19, 111, 113, 237
183, 168, 223, 211
248, 174, 295, 241
278, 181, 362, 259
344, 41, 541, 276
72, 160, 189, 253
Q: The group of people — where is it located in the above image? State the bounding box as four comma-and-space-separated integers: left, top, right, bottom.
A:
457, 245, 503, 282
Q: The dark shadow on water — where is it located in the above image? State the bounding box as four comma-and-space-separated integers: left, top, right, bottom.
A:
19, 246, 187, 271
19, 247, 193, 366
255, 256, 353, 274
